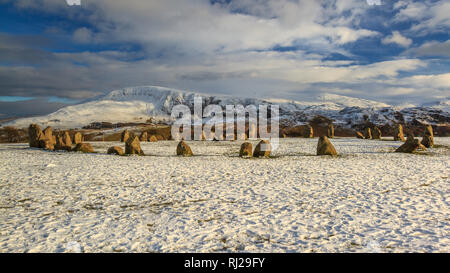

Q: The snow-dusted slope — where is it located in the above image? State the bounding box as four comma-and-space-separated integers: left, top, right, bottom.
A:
4, 86, 449, 129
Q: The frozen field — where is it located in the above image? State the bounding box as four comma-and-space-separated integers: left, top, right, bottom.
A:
0, 137, 449, 253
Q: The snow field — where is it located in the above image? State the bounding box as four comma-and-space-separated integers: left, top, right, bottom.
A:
0, 137, 449, 252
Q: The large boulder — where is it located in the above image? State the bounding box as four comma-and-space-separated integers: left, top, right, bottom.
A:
327, 123, 334, 138
253, 140, 271, 157
364, 128, 372, 139
356, 131, 364, 139
176, 140, 193, 156
125, 136, 144, 155
73, 132, 83, 144
317, 136, 338, 156
107, 146, 124, 156
372, 126, 382, 140
73, 143, 94, 153
121, 129, 130, 142
239, 142, 253, 157
396, 135, 426, 153
393, 124, 405, 141
140, 131, 148, 142
303, 125, 313, 138
28, 124, 45, 148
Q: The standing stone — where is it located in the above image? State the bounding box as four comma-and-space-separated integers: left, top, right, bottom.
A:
372, 126, 382, 140
73, 143, 94, 153
303, 125, 314, 138
121, 129, 130, 143
239, 142, 253, 157
125, 136, 144, 155
43, 127, 55, 144
424, 125, 433, 138
149, 135, 158, 142
356, 131, 364, 139
327, 123, 334, 138
317, 136, 338, 156
107, 146, 124, 155
39, 139, 54, 151
396, 135, 426, 153
421, 135, 433, 148
28, 124, 45, 148
253, 140, 271, 157
176, 140, 193, 156
364, 128, 372, 139
421, 125, 434, 148
55, 132, 72, 151
62, 131, 72, 147
140, 131, 148, 142
393, 124, 405, 141
73, 132, 83, 144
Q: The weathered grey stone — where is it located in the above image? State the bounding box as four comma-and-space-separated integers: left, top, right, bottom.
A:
317, 136, 338, 156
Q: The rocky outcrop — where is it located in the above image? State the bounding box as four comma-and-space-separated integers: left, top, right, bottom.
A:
125, 136, 144, 155
176, 140, 193, 156
317, 136, 338, 156
253, 140, 271, 157
239, 142, 253, 157
73, 143, 94, 153
107, 146, 124, 156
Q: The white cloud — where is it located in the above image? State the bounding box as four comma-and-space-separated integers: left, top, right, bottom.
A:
73, 27, 92, 43
382, 31, 413, 48
407, 40, 450, 57
0, 0, 448, 106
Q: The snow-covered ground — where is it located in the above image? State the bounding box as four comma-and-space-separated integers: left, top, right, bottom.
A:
0, 138, 449, 253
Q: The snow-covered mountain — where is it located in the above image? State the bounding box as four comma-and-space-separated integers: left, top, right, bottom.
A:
4, 86, 449, 129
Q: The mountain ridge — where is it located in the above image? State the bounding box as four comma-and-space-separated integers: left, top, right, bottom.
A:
3, 86, 449, 129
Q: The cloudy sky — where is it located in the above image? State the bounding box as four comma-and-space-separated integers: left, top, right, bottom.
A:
0, 0, 449, 118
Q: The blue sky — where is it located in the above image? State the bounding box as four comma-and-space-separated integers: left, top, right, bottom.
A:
0, 0, 449, 117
